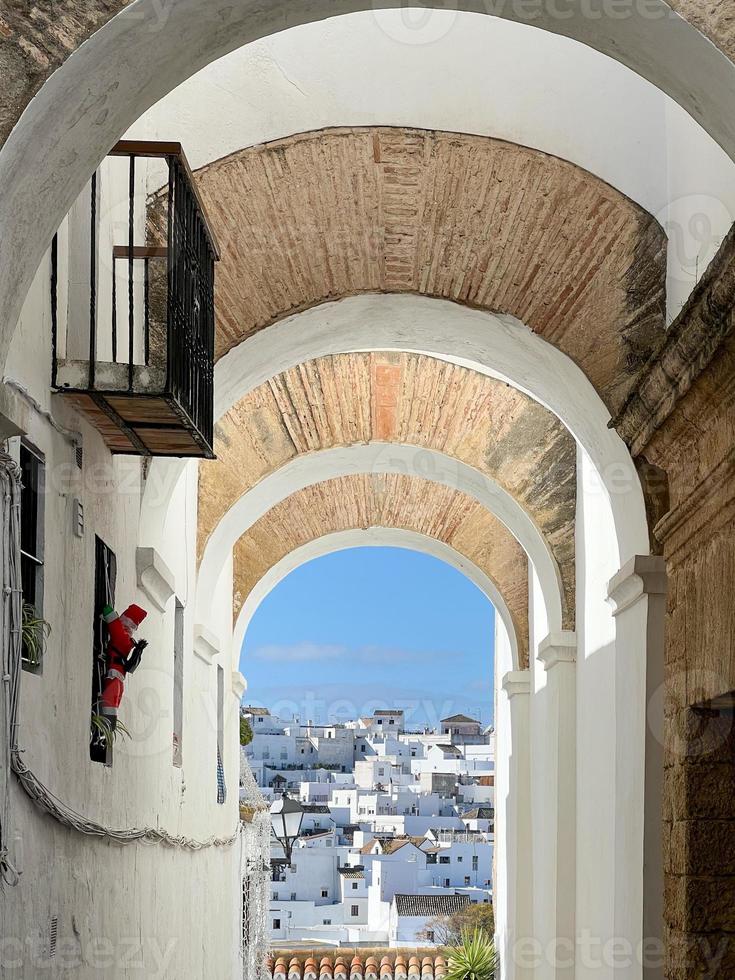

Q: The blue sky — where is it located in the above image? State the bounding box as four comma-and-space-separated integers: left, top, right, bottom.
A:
239, 547, 495, 729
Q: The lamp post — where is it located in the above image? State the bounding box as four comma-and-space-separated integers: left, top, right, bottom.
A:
269, 791, 304, 866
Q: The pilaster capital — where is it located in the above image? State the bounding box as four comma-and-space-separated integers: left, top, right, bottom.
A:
537, 631, 577, 671
193, 624, 220, 665
501, 670, 531, 699
232, 671, 247, 699
136, 546, 176, 612
607, 555, 667, 617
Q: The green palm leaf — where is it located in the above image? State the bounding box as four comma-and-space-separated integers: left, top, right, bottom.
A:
445, 927, 498, 980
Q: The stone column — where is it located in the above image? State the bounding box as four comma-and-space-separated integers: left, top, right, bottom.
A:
501, 669, 533, 979
537, 632, 577, 980
608, 555, 667, 980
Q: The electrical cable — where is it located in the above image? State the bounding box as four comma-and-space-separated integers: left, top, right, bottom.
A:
0, 450, 238, 886
2, 377, 83, 448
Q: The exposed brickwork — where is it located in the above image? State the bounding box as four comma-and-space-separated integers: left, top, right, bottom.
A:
199, 352, 576, 626
232, 473, 530, 665
194, 127, 665, 416
667, 0, 735, 63
0, 2, 130, 146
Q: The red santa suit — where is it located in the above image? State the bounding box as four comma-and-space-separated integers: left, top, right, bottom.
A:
100, 603, 148, 728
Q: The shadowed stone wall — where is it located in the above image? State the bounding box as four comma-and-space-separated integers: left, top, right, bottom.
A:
618, 240, 735, 977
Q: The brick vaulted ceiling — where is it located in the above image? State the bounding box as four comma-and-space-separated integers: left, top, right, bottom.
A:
198, 351, 576, 635
191, 127, 666, 415
232, 472, 530, 667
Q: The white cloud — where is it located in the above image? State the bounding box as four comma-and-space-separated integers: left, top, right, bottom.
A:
251, 642, 427, 664
252, 642, 347, 663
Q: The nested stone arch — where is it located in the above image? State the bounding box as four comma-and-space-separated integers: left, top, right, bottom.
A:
187, 126, 665, 416
211, 294, 650, 563
230, 472, 530, 666
233, 527, 522, 671
199, 351, 576, 621
195, 442, 564, 648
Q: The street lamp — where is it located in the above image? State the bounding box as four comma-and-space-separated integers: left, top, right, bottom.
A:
269, 791, 304, 866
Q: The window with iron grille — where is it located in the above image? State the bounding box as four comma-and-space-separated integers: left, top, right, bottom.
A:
351, 905, 359, 917
20, 442, 45, 673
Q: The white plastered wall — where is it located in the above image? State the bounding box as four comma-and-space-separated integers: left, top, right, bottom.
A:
575, 447, 626, 980
494, 615, 515, 972
0, 236, 240, 980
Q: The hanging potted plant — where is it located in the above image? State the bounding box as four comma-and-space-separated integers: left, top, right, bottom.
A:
90, 713, 133, 750
21, 602, 51, 668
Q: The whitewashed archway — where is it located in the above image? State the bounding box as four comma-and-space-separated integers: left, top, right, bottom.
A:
194, 441, 564, 639
212, 294, 649, 563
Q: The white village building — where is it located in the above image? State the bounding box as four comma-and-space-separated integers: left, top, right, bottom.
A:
244, 709, 494, 947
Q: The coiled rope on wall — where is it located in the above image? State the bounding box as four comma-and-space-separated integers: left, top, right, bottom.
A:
0, 450, 238, 888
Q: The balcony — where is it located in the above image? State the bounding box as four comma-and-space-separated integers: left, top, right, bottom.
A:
51, 141, 219, 458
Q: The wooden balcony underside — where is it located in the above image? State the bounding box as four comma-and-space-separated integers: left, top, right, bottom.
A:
61, 390, 215, 458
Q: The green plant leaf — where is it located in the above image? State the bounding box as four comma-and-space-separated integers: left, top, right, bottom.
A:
90, 713, 132, 746
445, 927, 498, 980
21, 602, 51, 666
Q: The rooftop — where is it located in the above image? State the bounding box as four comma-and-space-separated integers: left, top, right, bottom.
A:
269, 953, 448, 978
441, 713, 480, 724
338, 866, 366, 879
462, 806, 494, 820
360, 835, 426, 856
394, 893, 472, 916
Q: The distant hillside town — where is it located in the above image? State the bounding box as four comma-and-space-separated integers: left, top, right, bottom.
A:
241, 707, 494, 948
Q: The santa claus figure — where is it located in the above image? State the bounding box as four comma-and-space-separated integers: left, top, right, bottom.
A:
99, 603, 148, 730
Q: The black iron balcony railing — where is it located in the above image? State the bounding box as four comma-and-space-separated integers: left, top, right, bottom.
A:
51, 140, 219, 458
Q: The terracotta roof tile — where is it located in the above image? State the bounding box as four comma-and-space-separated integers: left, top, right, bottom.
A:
268, 952, 449, 978
338, 866, 365, 879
